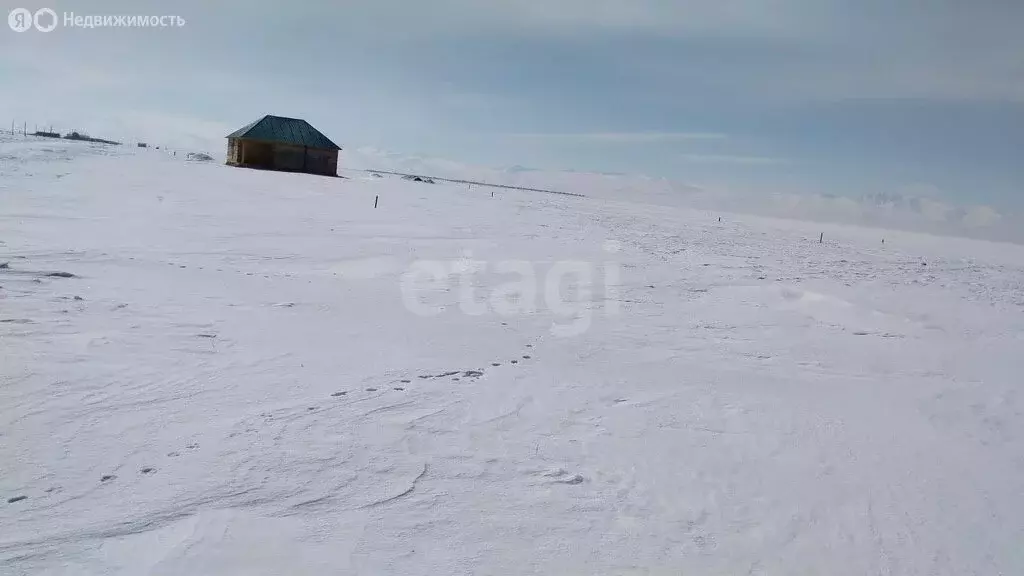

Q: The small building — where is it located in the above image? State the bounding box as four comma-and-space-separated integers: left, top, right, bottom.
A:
225, 115, 341, 177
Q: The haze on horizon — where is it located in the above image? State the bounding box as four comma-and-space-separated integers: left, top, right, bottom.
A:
2, 0, 1022, 240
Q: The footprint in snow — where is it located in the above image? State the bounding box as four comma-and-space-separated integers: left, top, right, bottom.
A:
365, 388, 378, 392
141, 467, 156, 475
100, 475, 116, 483
7, 495, 28, 504
539, 469, 585, 485
331, 391, 348, 397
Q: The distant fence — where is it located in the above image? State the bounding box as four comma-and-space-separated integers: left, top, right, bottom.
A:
6, 121, 122, 145
4, 120, 211, 156
364, 169, 586, 198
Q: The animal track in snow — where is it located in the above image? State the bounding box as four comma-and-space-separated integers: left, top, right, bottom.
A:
419, 371, 460, 380
535, 468, 585, 485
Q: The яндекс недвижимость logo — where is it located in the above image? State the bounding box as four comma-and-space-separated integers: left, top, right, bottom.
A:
8, 8, 185, 32
8, 8, 57, 32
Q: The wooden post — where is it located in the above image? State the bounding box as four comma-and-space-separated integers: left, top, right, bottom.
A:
819, 232, 823, 243
374, 195, 379, 209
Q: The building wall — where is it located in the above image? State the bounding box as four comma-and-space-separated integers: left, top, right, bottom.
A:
272, 143, 307, 172
305, 147, 338, 176
243, 141, 274, 168
227, 138, 255, 165
228, 138, 338, 176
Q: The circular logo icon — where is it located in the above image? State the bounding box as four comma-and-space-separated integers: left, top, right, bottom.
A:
33, 8, 57, 32
8, 7, 32, 32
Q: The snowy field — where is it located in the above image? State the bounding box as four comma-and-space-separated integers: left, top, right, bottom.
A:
2, 136, 1024, 575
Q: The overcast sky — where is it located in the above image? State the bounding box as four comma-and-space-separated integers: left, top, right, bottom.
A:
3, 0, 1023, 213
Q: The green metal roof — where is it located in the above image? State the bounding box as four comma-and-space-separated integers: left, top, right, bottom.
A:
226, 115, 341, 150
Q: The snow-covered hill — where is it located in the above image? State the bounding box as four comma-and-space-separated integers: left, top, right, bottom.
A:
343, 146, 1022, 244
3, 137, 1024, 574
343, 146, 706, 203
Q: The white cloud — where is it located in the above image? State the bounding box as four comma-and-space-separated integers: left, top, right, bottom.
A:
916, 198, 953, 223
380, 0, 826, 38
507, 132, 727, 143
962, 205, 1002, 228
680, 154, 788, 165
